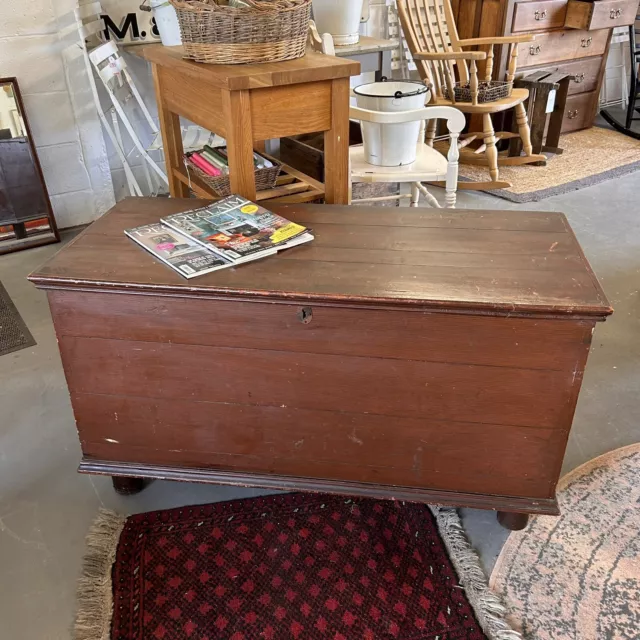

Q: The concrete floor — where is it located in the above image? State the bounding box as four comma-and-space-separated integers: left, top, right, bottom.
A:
1, 169, 639, 639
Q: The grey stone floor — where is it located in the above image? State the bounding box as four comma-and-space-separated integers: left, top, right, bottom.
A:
1, 169, 639, 639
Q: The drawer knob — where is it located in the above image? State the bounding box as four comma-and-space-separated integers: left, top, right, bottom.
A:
534, 9, 547, 19
297, 307, 313, 324
610, 8, 622, 18
529, 44, 541, 55
581, 37, 592, 48
573, 73, 585, 83
567, 109, 579, 119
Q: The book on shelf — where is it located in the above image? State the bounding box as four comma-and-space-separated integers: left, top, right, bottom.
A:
124, 223, 233, 279
161, 195, 313, 264
125, 195, 314, 279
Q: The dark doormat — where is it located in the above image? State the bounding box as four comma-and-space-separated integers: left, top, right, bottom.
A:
77, 493, 521, 640
0, 281, 36, 356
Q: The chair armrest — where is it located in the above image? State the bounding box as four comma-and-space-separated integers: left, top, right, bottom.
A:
458, 35, 535, 46
413, 50, 486, 61
349, 105, 465, 133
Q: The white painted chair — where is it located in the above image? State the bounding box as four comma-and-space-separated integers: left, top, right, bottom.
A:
75, 0, 144, 195
309, 22, 464, 208
75, 0, 216, 196
349, 105, 464, 208
87, 39, 169, 189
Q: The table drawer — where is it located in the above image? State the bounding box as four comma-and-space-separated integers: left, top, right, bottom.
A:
512, 0, 568, 32
517, 28, 609, 67
561, 90, 597, 132
565, 0, 638, 29
553, 56, 603, 94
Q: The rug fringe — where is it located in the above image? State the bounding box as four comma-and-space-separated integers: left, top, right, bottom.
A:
431, 506, 523, 640
74, 509, 126, 640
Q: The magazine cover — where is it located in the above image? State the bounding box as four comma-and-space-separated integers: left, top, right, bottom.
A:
161, 195, 311, 262
125, 223, 232, 279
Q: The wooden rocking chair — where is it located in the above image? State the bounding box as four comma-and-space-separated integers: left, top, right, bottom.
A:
397, 0, 546, 190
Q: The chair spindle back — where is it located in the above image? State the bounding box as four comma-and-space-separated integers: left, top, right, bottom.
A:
397, 0, 469, 97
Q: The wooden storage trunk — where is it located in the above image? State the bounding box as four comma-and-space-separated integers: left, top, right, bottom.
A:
281, 124, 401, 206
29, 198, 612, 527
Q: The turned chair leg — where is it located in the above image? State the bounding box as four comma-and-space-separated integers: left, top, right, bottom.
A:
425, 119, 437, 147
515, 102, 533, 157
445, 131, 459, 209
410, 183, 420, 207
482, 113, 499, 182
416, 182, 441, 208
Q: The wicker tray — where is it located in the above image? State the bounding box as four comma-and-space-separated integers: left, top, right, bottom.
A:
183, 152, 282, 196
444, 81, 511, 103
170, 0, 311, 65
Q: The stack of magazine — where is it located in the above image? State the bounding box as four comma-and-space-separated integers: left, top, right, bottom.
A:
125, 195, 313, 279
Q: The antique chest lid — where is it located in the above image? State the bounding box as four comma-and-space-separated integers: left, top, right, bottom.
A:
29, 198, 612, 319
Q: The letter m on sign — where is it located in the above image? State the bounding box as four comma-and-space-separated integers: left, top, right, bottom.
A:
102, 12, 141, 41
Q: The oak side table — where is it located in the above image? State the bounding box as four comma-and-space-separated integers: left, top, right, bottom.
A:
130, 45, 360, 204
29, 199, 612, 530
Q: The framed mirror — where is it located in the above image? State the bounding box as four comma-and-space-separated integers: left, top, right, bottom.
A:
0, 77, 60, 255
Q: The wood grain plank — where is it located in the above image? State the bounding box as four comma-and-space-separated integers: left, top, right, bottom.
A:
76, 393, 563, 498
153, 66, 190, 198
60, 336, 581, 429
274, 205, 570, 231
47, 231, 589, 271
49, 290, 593, 371
160, 67, 226, 138
136, 44, 360, 91
29, 200, 611, 318
39, 244, 608, 315
223, 89, 256, 201
324, 78, 351, 204
250, 81, 332, 139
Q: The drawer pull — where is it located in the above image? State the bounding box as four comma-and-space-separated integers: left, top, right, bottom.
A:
529, 45, 541, 55
534, 9, 547, 20
610, 8, 622, 18
297, 307, 313, 324
581, 37, 592, 48
573, 73, 585, 84
567, 109, 579, 119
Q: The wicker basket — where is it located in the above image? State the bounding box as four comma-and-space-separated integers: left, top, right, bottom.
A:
170, 0, 312, 64
444, 81, 511, 103
184, 152, 282, 196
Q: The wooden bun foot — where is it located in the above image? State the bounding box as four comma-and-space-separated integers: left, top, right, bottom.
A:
112, 476, 146, 496
497, 511, 530, 531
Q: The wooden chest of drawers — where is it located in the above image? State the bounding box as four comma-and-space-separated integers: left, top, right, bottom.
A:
29, 198, 612, 530
452, 0, 639, 132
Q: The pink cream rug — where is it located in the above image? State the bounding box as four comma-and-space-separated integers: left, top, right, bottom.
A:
490, 444, 640, 639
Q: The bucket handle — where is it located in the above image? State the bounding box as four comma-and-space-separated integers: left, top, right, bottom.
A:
378, 76, 427, 100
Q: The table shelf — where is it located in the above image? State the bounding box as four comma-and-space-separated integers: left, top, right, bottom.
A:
173, 154, 325, 204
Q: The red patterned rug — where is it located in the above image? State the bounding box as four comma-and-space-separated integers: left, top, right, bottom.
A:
76, 493, 519, 640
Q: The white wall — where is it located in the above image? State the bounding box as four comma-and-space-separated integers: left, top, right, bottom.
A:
0, 0, 115, 228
